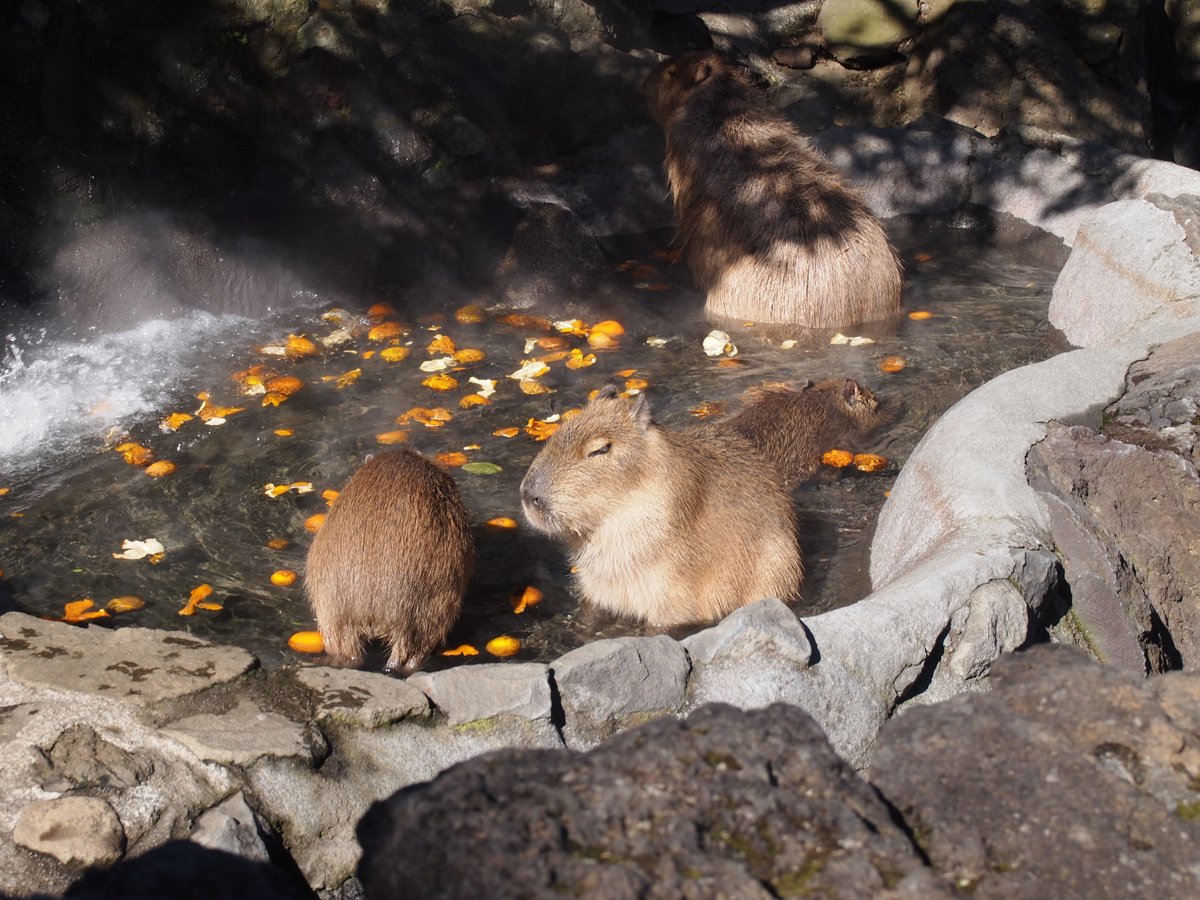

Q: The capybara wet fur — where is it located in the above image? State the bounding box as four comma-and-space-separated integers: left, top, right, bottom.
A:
645, 50, 903, 329
520, 386, 802, 627
305, 448, 473, 673
724, 378, 888, 486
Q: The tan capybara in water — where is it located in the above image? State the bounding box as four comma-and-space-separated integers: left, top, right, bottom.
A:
305, 448, 473, 673
644, 50, 903, 329
519, 386, 802, 627
723, 378, 888, 487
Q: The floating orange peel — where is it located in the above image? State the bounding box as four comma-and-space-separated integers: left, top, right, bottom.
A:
493, 426, 520, 438
265, 375, 303, 396
160, 412, 194, 432
441, 644, 480, 657
397, 407, 453, 428
853, 453, 889, 473
625, 377, 649, 392
510, 586, 543, 614
908, 310, 934, 320
454, 348, 485, 364
288, 631, 325, 654
112, 538, 166, 562
519, 380, 552, 395
822, 449, 855, 468
459, 394, 490, 409
486, 517, 518, 529
116, 442, 155, 467
422, 373, 458, 391
435, 451, 469, 468
376, 430, 409, 444
368, 321, 408, 341
322, 489, 339, 505
144, 460, 177, 478
194, 392, 246, 424
267, 538, 290, 550
427, 334, 456, 355
285, 334, 320, 358
62, 599, 110, 623
275, 428, 294, 437
263, 481, 315, 498
270, 569, 298, 586
564, 349, 596, 370
304, 513, 327, 533
524, 417, 560, 441
322, 368, 362, 389
179, 584, 222, 616
485, 635, 522, 657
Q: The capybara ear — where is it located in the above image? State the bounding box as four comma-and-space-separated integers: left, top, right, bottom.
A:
594, 384, 621, 402
843, 378, 863, 406
691, 58, 714, 85
631, 392, 652, 428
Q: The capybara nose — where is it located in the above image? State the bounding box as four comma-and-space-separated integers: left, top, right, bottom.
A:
520, 473, 545, 509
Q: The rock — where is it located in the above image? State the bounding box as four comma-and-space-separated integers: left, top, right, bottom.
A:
1027, 336, 1200, 673
683, 597, 813, 668
357, 703, 948, 898
492, 202, 612, 308
1167, 0, 1200, 82
191, 793, 271, 864
903, 1, 1151, 153
294, 666, 430, 728
818, 0, 919, 65
1049, 194, 1200, 348
61, 840, 315, 899
162, 700, 321, 767
407, 662, 553, 726
551, 635, 690, 749
941, 579, 1031, 681
32, 724, 155, 792
871, 645, 1200, 897
0, 613, 256, 704
13, 795, 125, 868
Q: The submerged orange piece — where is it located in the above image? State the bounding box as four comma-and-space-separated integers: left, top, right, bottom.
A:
625, 377, 649, 392
274, 428, 295, 437
398, 407, 454, 428
106, 596, 145, 613
690, 401, 724, 419
587, 331, 616, 350
535, 336, 569, 351
435, 451, 469, 468
376, 430, 409, 445
267, 538, 291, 550
879, 355, 907, 374
454, 304, 487, 324
288, 631, 325, 654
367, 301, 398, 319
265, 375, 303, 397
591, 320, 625, 338
486, 517, 519, 529
564, 349, 597, 370
144, 460, 176, 478
427, 334, 457, 355
454, 348, 486, 364
510, 586, 544, 614
499, 313, 552, 331
822, 449, 855, 468
519, 379, 551, 395
379, 346, 410, 363
485, 635, 522, 658
441, 644, 480, 657
459, 394, 490, 409
908, 310, 934, 320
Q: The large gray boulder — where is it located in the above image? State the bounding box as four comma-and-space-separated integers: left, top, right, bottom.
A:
1049, 193, 1200, 347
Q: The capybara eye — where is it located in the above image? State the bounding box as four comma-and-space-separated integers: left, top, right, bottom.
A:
588, 442, 612, 458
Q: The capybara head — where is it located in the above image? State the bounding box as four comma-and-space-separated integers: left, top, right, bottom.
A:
814, 378, 881, 427
644, 50, 748, 127
520, 386, 659, 539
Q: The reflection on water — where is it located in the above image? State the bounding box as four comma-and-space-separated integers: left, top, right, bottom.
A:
0, 216, 1065, 669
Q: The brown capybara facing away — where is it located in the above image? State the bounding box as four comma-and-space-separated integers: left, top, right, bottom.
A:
520, 386, 802, 627
305, 448, 473, 673
723, 378, 887, 487
644, 50, 903, 329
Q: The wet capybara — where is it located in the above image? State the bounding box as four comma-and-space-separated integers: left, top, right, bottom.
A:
520, 386, 802, 626
645, 50, 903, 329
723, 378, 888, 486
305, 448, 473, 673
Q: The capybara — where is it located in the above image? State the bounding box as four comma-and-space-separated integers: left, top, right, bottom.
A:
644, 50, 903, 329
305, 448, 473, 673
723, 378, 887, 486
519, 386, 802, 626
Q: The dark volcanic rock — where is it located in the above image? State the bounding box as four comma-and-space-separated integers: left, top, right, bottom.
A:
871, 644, 1200, 898
357, 704, 946, 899
1028, 333, 1200, 673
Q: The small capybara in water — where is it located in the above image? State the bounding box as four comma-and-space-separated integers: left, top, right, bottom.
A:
520, 386, 802, 627
644, 50, 903, 329
305, 448, 473, 673
723, 378, 888, 487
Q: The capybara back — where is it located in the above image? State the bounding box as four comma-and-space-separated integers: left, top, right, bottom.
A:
645, 50, 903, 329
305, 448, 473, 673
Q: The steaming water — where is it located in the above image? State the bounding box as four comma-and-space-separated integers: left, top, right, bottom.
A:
0, 216, 1066, 669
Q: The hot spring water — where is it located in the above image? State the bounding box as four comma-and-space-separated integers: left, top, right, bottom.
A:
0, 215, 1065, 668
